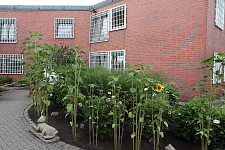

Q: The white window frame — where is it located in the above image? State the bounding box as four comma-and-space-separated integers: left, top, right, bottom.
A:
90, 10, 109, 43
89, 50, 126, 70
0, 18, 17, 43
0, 54, 23, 74
109, 4, 127, 31
54, 18, 75, 38
213, 53, 222, 84
215, 0, 224, 30
90, 4, 127, 43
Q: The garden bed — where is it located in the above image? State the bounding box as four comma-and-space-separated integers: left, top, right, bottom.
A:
28, 103, 205, 150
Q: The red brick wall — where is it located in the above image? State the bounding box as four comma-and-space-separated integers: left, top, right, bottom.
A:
1, 0, 224, 101
91, 0, 209, 101
0, 10, 91, 80
204, 0, 225, 97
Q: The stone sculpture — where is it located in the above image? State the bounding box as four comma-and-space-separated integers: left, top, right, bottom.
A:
29, 115, 60, 143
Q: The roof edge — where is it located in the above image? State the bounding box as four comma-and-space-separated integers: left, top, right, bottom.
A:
0, 0, 123, 11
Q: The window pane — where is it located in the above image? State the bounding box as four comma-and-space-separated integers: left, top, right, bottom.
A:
0, 18, 17, 43
90, 51, 109, 68
90, 50, 126, 70
215, 0, 224, 30
55, 18, 74, 38
0, 54, 23, 74
110, 50, 125, 69
90, 11, 109, 43
110, 5, 126, 31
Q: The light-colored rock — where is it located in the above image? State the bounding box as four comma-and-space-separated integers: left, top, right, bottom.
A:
165, 144, 176, 150
51, 112, 59, 116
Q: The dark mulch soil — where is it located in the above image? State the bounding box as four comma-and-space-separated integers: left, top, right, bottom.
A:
28, 103, 206, 150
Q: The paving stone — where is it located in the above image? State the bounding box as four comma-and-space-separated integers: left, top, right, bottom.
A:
0, 87, 83, 150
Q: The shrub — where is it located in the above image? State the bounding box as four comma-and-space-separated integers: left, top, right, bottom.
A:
172, 98, 225, 149
0, 76, 12, 85
12, 78, 28, 87
172, 98, 205, 143
211, 105, 225, 149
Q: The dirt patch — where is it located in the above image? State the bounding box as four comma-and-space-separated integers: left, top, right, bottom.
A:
28, 104, 205, 150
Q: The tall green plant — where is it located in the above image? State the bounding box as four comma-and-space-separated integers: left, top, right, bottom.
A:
191, 53, 225, 150
21, 31, 58, 122
108, 76, 126, 150
126, 64, 155, 150
58, 46, 86, 141
126, 64, 172, 150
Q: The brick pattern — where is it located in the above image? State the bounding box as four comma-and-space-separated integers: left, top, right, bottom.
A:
0, 88, 83, 150
1, 0, 225, 100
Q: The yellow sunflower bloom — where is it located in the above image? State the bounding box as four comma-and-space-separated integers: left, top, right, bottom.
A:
156, 83, 163, 92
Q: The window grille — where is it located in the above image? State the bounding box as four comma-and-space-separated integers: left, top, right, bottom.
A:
0, 54, 23, 74
89, 4, 126, 43
212, 53, 222, 84
0, 18, 17, 43
90, 10, 109, 43
89, 50, 126, 70
54, 18, 74, 38
110, 4, 126, 31
215, 0, 224, 30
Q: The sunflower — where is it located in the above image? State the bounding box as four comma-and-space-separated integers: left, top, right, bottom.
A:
156, 83, 163, 92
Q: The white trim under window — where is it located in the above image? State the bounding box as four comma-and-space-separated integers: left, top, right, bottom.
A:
0, 18, 17, 43
215, 0, 224, 30
89, 50, 126, 70
54, 18, 74, 38
0, 54, 23, 74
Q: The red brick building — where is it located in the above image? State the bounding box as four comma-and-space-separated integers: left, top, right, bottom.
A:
0, 0, 225, 101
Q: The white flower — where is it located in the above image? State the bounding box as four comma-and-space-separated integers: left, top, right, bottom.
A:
152, 93, 156, 97
119, 101, 122, 104
178, 113, 181, 115
144, 88, 148, 91
106, 98, 111, 102
213, 119, 220, 124
108, 92, 111, 95
112, 96, 115, 99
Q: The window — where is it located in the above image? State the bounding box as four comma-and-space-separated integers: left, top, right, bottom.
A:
89, 50, 126, 69
54, 18, 74, 38
110, 4, 126, 31
90, 10, 109, 43
213, 53, 222, 84
90, 4, 126, 43
0, 18, 17, 43
0, 54, 23, 74
215, 0, 224, 30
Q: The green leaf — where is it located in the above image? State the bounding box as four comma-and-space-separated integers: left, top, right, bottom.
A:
140, 93, 145, 99
159, 132, 164, 138
130, 88, 137, 93
40, 81, 46, 86
109, 111, 114, 115
66, 104, 73, 113
80, 51, 86, 54
112, 123, 116, 128
128, 112, 135, 118
130, 132, 136, 139
164, 121, 168, 127
140, 117, 144, 122
43, 100, 51, 107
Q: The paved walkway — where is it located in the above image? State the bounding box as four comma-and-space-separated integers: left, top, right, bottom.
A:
0, 87, 81, 150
